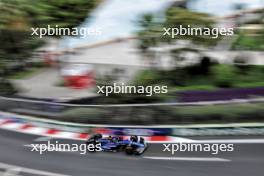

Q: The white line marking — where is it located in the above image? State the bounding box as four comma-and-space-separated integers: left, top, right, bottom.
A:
198, 139, 264, 144
34, 136, 53, 142
144, 156, 231, 162
0, 162, 70, 176
0, 119, 7, 124
148, 137, 196, 143
2, 167, 21, 176
1, 123, 23, 129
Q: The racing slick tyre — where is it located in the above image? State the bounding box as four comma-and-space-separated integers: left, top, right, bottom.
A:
86, 133, 102, 152
86, 133, 102, 143
125, 146, 135, 155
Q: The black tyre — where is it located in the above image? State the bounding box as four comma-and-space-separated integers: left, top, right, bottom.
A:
125, 146, 134, 155
86, 133, 102, 151
92, 133, 103, 140
87, 133, 102, 142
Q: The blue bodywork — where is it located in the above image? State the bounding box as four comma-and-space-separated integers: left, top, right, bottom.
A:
98, 137, 146, 153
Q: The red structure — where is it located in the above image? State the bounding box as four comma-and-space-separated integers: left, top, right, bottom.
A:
61, 64, 95, 89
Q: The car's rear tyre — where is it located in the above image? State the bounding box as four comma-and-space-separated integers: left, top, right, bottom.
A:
125, 146, 134, 155
86, 133, 102, 152
91, 133, 103, 140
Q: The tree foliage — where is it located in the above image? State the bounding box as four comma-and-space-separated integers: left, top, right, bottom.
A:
138, 7, 220, 50
0, 0, 100, 74
0, 0, 99, 28
0, 0, 100, 94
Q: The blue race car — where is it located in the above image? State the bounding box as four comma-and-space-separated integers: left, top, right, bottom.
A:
86, 133, 147, 155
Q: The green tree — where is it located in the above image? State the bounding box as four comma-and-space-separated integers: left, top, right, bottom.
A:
138, 7, 220, 50
17, 0, 99, 28
0, 0, 100, 72
212, 65, 237, 88
0, 0, 100, 94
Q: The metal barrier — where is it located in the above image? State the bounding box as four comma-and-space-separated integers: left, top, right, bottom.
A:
0, 96, 264, 125
1, 111, 264, 136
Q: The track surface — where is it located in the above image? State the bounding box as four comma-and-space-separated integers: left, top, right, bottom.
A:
0, 129, 263, 176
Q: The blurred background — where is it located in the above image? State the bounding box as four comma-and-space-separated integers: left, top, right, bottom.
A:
0, 0, 263, 125
0, 1, 264, 176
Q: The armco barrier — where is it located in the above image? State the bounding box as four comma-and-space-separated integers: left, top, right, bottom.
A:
1, 96, 264, 107
172, 126, 264, 136
1, 96, 264, 125
1, 111, 264, 137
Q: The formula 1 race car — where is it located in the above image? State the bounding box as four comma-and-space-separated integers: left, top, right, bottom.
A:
86, 134, 147, 155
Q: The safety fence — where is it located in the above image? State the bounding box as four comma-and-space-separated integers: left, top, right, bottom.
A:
1, 111, 264, 136
0, 96, 264, 125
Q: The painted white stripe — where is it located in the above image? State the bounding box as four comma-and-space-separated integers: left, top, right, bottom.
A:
34, 136, 53, 142
198, 139, 264, 144
2, 167, 21, 176
24, 126, 49, 135
1, 123, 24, 130
0, 119, 7, 124
54, 131, 80, 139
33, 132, 80, 141
148, 136, 195, 143
0, 162, 70, 176
144, 156, 231, 162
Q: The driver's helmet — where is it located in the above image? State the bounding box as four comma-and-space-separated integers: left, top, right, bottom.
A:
112, 136, 119, 142
118, 136, 123, 141
130, 135, 138, 142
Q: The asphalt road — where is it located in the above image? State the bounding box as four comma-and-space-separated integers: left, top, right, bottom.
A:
0, 129, 263, 176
